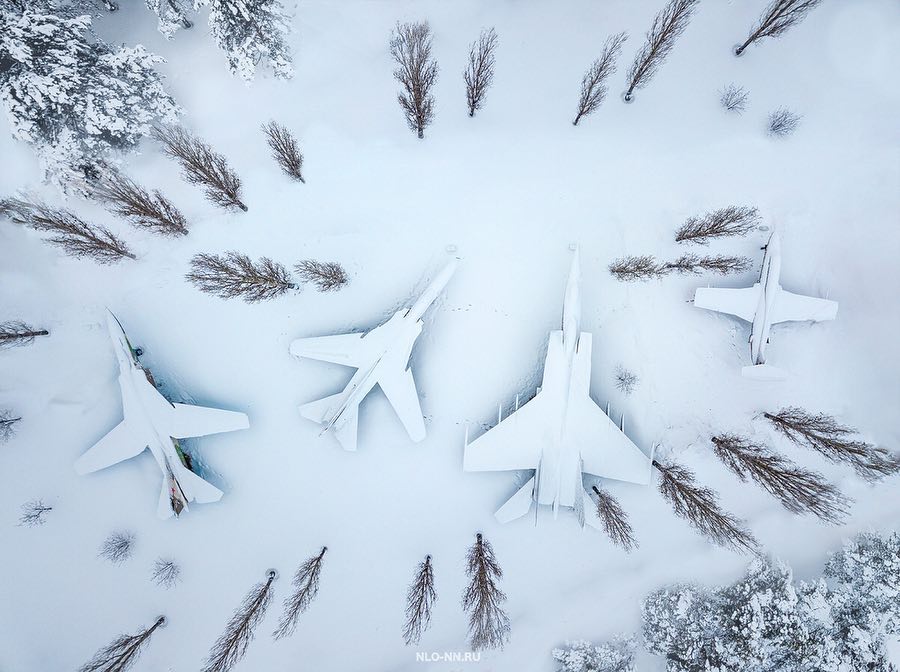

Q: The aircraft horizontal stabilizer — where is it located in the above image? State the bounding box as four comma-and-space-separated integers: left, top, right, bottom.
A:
299, 393, 345, 424
289, 332, 368, 368
168, 403, 249, 439
495, 477, 536, 523
75, 420, 146, 475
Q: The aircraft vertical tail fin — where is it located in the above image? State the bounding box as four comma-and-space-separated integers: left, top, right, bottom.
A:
495, 476, 536, 524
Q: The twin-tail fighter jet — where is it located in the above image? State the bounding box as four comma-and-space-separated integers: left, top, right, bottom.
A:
464, 250, 652, 528
693, 232, 838, 380
75, 311, 250, 518
290, 259, 458, 451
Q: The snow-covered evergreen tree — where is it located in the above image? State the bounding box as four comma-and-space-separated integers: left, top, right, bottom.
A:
146, 0, 192, 39
642, 583, 721, 671
552, 637, 635, 672
193, 0, 292, 82
0, 8, 178, 187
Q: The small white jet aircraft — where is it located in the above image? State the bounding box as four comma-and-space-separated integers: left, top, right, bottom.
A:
693, 232, 838, 380
463, 251, 652, 528
290, 259, 458, 451
75, 311, 250, 518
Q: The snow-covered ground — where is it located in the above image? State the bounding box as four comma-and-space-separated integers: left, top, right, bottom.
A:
2, 1, 899, 670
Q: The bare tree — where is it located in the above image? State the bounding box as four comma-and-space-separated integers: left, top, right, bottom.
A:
768, 107, 802, 137
609, 255, 665, 281
151, 558, 181, 588
154, 126, 246, 211
676, 206, 760, 244
764, 408, 900, 482
187, 252, 296, 302
390, 22, 439, 139
663, 254, 752, 276
735, 0, 823, 57
462, 532, 510, 650
273, 547, 326, 640
78, 616, 166, 672
0, 409, 20, 442
592, 486, 638, 552
403, 554, 437, 645
623, 0, 699, 102
0, 320, 49, 349
720, 84, 749, 113
573, 32, 627, 125
203, 570, 278, 672
99, 531, 135, 564
0, 198, 134, 263
653, 459, 758, 554
18, 500, 52, 527
464, 28, 498, 118
261, 121, 304, 183
711, 434, 850, 523
614, 365, 639, 395
91, 171, 188, 236
293, 260, 348, 292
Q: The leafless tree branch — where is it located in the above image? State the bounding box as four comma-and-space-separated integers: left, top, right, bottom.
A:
735, 0, 823, 56
573, 32, 627, 125
609, 255, 666, 281
720, 84, 749, 113
767, 107, 802, 137
676, 206, 760, 244
293, 259, 348, 292
187, 252, 296, 302
614, 365, 639, 395
592, 486, 638, 552
90, 171, 188, 236
403, 554, 437, 645
151, 558, 181, 589
663, 253, 752, 276
273, 547, 326, 640
0, 198, 134, 263
154, 126, 246, 211
624, 0, 699, 101
0, 409, 20, 443
0, 321, 49, 349
462, 533, 510, 650
18, 500, 53, 527
711, 434, 850, 523
464, 28, 497, 118
390, 22, 439, 139
99, 531, 135, 564
262, 121, 304, 183
78, 616, 166, 672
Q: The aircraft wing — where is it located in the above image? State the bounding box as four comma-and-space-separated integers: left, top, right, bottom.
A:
770, 288, 838, 324
464, 395, 548, 472
378, 367, 426, 442
167, 403, 250, 439
75, 420, 147, 474
289, 332, 369, 368
571, 396, 651, 485
693, 284, 761, 323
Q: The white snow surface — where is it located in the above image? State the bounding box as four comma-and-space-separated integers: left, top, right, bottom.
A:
1, 1, 899, 670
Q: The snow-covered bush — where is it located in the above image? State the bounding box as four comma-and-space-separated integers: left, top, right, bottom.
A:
0, 10, 178, 188
552, 637, 635, 672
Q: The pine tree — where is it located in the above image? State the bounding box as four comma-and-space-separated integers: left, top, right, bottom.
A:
403, 554, 436, 645
552, 636, 635, 672
0, 10, 178, 187
262, 121, 304, 182
91, 171, 188, 236
204, 570, 278, 672
653, 459, 758, 554
462, 533, 510, 650
273, 547, 326, 640
711, 434, 849, 523
193, 0, 293, 82
591, 486, 638, 552
642, 583, 721, 671
146, 0, 193, 39
572, 32, 627, 126
187, 252, 295, 302
390, 21, 438, 139
0, 320, 49, 349
293, 259, 348, 292
78, 615, 167, 672
623, 0, 699, 102
464, 27, 497, 118
735, 0, 823, 57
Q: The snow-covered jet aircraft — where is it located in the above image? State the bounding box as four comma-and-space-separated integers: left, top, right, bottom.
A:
463, 251, 652, 528
290, 259, 458, 451
693, 232, 838, 380
75, 311, 250, 518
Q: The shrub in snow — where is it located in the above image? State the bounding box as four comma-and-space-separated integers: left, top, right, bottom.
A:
193, 0, 293, 82
187, 252, 295, 302
273, 547, 327, 640
463, 532, 510, 650
99, 531, 135, 564
294, 260, 348, 292
623, 0, 698, 102
464, 27, 498, 118
573, 32, 627, 126
614, 366, 638, 395
390, 21, 438, 139
0, 198, 135, 263
154, 126, 246, 211
78, 616, 166, 672
0, 409, 20, 442
262, 121, 304, 183
151, 558, 181, 588
735, 0, 823, 57
764, 407, 900, 482
675, 205, 760, 244
0, 320, 48, 349
18, 499, 52, 526
91, 171, 188, 236
720, 84, 749, 114
0, 10, 177, 188
403, 554, 436, 645
767, 107, 802, 137
203, 569, 277, 672
552, 637, 635, 672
